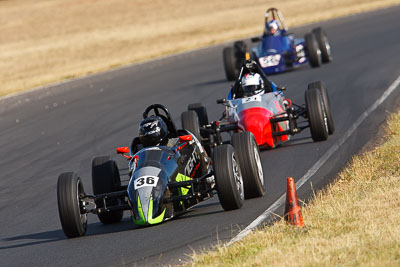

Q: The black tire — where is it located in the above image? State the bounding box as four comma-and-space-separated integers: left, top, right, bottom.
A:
308, 81, 335, 134
312, 27, 332, 63
213, 144, 244, 211
223, 47, 239, 81
188, 103, 209, 128
305, 87, 328, 141
57, 172, 87, 238
234, 41, 247, 54
181, 110, 202, 141
305, 33, 322, 68
231, 132, 264, 199
92, 156, 123, 224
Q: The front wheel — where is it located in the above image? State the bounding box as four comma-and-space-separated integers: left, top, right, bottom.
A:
213, 144, 244, 211
305, 87, 328, 141
57, 172, 88, 238
231, 132, 265, 199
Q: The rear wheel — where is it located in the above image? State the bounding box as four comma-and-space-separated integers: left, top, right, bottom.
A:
188, 103, 209, 127
312, 27, 332, 63
305, 33, 321, 68
223, 47, 239, 81
57, 172, 87, 238
305, 87, 328, 141
181, 110, 202, 141
231, 132, 264, 199
213, 144, 244, 211
92, 156, 123, 224
308, 81, 334, 134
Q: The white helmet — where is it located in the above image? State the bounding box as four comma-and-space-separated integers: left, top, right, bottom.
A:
241, 73, 264, 96
267, 20, 279, 35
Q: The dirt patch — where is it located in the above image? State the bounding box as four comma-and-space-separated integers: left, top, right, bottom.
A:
1, 0, 399, 96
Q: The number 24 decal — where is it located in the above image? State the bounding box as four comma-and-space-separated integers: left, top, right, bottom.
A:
134, 176, 159, 189
242, 95, 261, 103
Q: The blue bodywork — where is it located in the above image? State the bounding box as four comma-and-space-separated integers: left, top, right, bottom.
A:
252, 31, 308, 75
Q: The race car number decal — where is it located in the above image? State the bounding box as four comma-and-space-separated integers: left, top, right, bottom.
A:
242, 95, 262, 104
258, 54, 281, 68
134, 176, 159, 190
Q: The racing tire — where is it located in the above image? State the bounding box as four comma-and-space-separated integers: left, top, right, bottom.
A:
181, 110, 202, 141
305, 87, 328, 141
308, 81, 335, 134
213, 144, 244, 211
223, 47, 239, 81
305, 33, 322, 68
57, 172, 88, 238
234, 41, 247, 55
231, 132, 265, 199
92, 156, 124, 224
188, 103, 209, 127
312, 27, 332, 63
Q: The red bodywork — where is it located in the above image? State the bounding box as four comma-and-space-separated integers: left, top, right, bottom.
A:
237, 107, 288, 148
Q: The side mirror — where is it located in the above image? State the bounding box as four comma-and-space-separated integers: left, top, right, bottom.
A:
179, 135, 193, 142
217, 98, 227, 104
277, 86, 286, 91
116, 146, 129, 154
251, 36, 262, 42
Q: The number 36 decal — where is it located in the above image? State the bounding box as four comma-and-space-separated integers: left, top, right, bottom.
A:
134, 176, 159, 190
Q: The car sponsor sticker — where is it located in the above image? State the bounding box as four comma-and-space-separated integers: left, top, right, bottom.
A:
258, 54, 281, 68
134, 175, 159, 190
143, 147, 161, 151
242, 95, 262, 104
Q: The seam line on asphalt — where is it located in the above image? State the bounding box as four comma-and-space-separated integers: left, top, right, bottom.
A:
227, 73, 400, 246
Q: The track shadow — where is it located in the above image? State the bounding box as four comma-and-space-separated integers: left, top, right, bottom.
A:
0, 218, 139, 250
175, 209, 223, 220
174, 201, 223, 220
194, 78, 229, 87
260, 136, 313, 151
280, 136, 314, 147
84, 218, 140, 236
0, 229, 65, 250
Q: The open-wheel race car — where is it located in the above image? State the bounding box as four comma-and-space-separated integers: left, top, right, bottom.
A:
57, 104, 264, 238
222, 8, 332, 80
182, 60, 334, 150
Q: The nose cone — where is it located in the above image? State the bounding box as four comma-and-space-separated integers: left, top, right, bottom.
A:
238, 107, 274, 147
128, 166, 166, 225
130, 187, 166, 225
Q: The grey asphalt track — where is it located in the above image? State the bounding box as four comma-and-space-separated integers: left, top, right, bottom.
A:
1, 6, 400, 266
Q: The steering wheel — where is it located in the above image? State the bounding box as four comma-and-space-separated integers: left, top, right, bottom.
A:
142, 104, 177, 135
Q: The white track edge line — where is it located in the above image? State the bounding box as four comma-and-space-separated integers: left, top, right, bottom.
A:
227, 74, 400, 246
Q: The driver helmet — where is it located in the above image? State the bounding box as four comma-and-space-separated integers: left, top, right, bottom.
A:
241, 73, 265, 97
267, 20, 279, 35
138, 116, 168, 147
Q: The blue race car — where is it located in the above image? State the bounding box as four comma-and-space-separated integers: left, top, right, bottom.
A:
223, 8, 332, 81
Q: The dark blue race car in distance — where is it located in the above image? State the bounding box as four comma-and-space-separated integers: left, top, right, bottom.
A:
223, 8, 332, 81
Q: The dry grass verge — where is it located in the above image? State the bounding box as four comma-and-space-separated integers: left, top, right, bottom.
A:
1, 0, 400, 97
189, 111, 400, 266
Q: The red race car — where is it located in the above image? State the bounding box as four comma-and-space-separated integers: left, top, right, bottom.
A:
181, 60, 334, 149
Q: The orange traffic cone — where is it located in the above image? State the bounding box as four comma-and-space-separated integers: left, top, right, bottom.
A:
284, 177, 304, 227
